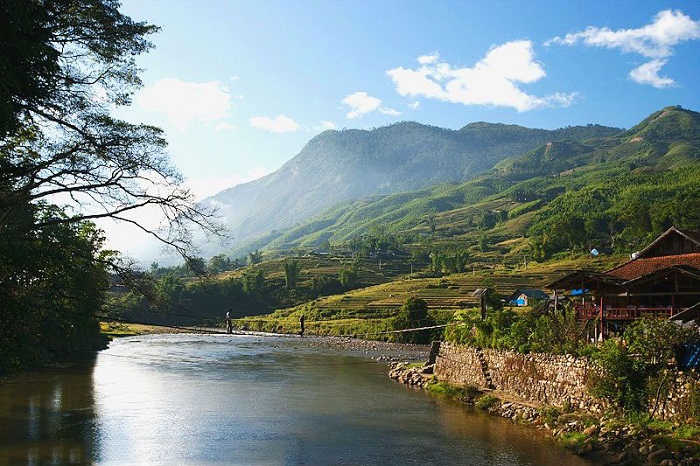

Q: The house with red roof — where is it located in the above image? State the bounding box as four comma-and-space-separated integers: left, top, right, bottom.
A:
548, 227, 700, 340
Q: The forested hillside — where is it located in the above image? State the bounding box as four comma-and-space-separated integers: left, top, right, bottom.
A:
112, 106, 700, 329
246, 106, 700, 259
204, 120, 621, 254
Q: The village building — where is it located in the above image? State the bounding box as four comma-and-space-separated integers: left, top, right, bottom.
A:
507, 288, 549, 307
547, 226, 700, 340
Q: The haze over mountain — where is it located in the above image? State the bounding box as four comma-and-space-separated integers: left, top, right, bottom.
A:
252, 106, 700, 256
203, 120, 621, 254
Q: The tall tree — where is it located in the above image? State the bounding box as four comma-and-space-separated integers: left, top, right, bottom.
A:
0, 0, 220, 371
283, 259, 302, 290
0, 0, 221, 259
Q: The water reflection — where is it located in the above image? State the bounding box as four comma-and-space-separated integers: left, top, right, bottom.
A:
0, 358, 98, 465
0, 335, 596, 465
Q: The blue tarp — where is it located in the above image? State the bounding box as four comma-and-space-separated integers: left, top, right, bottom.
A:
674, 344, 700, 370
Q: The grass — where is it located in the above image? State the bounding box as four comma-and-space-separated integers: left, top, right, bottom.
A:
475, 394, 500, 411
427, 382, 482, 402
558, 432, 590, 450
100, 321, 187, 337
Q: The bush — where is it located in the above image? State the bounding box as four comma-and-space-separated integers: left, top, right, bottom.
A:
475, 394, 499, 411
589, 339, 647, 413
393, 297, 433, 344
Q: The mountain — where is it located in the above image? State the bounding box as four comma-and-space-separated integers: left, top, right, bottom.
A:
203, 120, 621, 254
240, 106, 700, 256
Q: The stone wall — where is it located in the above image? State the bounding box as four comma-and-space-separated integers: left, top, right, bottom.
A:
435, 343, 607, 412
431, 342, 488, 389
654, 369, 700, 421
434, 343, 700, 421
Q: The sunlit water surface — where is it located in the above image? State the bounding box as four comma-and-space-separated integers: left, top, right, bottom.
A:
0, 334, 596, 465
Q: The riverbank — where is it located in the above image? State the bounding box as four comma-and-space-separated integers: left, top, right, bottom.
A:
100, 322, 431, 361
389, 362, 700, 466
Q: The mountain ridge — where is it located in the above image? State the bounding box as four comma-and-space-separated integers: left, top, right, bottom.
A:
232, 106, 700, 257
203, 119, 623, 254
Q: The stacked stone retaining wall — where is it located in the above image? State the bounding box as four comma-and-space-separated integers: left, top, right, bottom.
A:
434, 343, 607, 412
654, 369, 700, 421
434, 343, 700, 421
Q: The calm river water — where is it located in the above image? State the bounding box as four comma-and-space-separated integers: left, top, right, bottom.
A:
0, 334, 596, 465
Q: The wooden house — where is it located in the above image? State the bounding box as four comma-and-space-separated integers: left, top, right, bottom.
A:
547, 227, 700, 340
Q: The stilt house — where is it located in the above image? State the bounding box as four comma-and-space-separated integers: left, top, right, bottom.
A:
547, 227, 700, 340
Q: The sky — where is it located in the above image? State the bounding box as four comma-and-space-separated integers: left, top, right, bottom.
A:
105, 0, 700, 260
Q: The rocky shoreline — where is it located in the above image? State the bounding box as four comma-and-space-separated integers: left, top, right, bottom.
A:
303, 335, 430, 362
389, 361, 700, 466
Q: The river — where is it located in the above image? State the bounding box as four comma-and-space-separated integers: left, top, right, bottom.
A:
0, 334, 596, 465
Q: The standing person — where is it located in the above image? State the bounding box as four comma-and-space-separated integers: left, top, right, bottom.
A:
226, 309, 233, 334
299, 314, 305, 337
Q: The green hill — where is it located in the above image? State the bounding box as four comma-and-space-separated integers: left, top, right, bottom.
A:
202, 120, 621, 257
242, 106, 700, 259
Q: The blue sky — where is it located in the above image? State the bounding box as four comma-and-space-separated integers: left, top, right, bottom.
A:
107, 0, 700, 259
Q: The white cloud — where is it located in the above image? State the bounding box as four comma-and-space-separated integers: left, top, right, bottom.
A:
379, 107, 402, 116
387, 41, 576, 112
408, 101, 421, 110
137, 78, 232, 130
546, 9, 700, 87
629, 59, 675, 88
214, 121, 237, 131
250, 115, 300, 133
317, 120, 337, 131
417, 53, 440, 65
342, 91, 400, 119
343, 92, 381, 118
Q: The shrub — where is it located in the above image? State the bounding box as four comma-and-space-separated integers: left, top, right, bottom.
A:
393, 297, 433, 344
589, 339, 647, 413
475, 394, 499, 411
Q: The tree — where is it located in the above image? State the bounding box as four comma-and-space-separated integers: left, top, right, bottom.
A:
339, 263, 359, 289
242, 268, 265, 297
0, 1, 221, 370
247, 250, 263, 266
394, 297, 432, 344
0, 0, 221, 260
0, 204, 111, 372
283, 259, 302, 290
208, 254, 232, 274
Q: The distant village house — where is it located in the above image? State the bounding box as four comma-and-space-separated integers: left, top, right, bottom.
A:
507, 288, 549, 307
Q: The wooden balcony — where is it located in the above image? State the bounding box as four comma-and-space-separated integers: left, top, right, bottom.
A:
574, 304, 684, 321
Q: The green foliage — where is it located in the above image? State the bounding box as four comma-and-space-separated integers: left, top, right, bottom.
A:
208, 254, 234, 274
589, 339, 647, 413
283, 259, 302, 290
242, 268, 266, 297
538, 406, 562, 426
247, 250, 263, 266
393, 297, 433, 344
475, 394, 499, 410
446, 306, 585, 355
429, 249, 471, 273
427, 382, 481, 402
339, 263, 359, 289
624, 317, 699, 365
558, 432, 589, 451
0, 206, 110, 372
